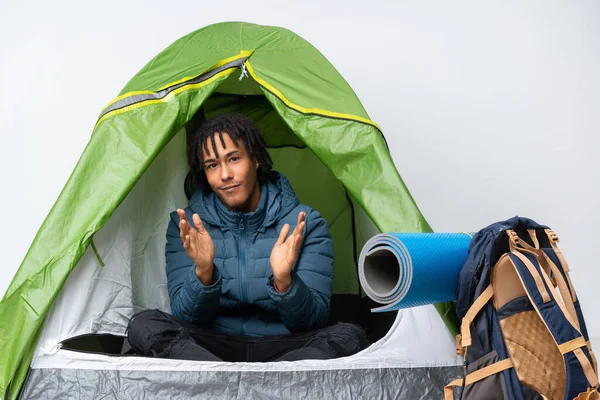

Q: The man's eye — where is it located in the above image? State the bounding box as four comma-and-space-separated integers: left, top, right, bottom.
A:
230, 156, 240, 162
206, 163, 217, 170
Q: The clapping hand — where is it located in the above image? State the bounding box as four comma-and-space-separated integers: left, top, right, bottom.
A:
270, 211, 306, 292
177, 209, 215, 286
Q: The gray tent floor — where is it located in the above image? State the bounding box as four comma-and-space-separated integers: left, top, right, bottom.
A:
21, 366, 462, 399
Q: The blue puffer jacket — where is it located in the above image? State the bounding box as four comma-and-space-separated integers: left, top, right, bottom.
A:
165, 172, 334, 336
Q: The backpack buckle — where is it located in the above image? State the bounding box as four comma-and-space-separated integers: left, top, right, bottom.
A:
455, 334, 465, 355
547, 230, 559, 243
507, 229, 536, 251
507, 230, 520, 245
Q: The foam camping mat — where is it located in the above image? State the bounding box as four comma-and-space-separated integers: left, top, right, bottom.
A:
358, 233, 473, 312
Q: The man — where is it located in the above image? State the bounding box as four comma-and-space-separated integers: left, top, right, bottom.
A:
127, 114, 369, 362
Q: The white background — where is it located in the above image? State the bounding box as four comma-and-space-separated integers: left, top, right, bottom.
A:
1, 1, 598, 347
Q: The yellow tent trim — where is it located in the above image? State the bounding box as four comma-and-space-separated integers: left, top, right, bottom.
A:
98, 50, 252, 119
95, 67, 235, 128
244, 61, 381, 132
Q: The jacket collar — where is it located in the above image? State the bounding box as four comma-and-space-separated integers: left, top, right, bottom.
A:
214, 183, 268, 232
188, 171, 299, 233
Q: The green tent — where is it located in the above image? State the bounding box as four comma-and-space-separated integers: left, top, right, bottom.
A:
0, 22, 458, 399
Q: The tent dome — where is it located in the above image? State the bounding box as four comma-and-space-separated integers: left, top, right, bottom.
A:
0, 22, 458, 399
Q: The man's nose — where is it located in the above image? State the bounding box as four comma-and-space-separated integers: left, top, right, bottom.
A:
221, 163, 233, 180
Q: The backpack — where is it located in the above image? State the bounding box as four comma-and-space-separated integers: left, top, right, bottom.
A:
446, 217, 599, 399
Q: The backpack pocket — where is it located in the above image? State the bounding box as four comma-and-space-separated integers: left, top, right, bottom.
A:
493, 251, 562, 399
457, 350, 510, 399
498, 296, 565, 400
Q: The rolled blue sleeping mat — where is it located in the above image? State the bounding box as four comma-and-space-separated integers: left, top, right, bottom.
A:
358, 232, 473, 312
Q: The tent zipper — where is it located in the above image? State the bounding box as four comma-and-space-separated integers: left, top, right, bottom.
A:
239, 63, 248, 81
97, 53, 250, 124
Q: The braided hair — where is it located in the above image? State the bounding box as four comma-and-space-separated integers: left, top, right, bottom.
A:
185, 113, 275, 197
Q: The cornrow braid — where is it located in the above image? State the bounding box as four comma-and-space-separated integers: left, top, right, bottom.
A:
185, 113, 275, 196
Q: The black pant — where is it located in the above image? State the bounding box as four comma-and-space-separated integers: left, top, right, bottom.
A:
127, 309, 369, 362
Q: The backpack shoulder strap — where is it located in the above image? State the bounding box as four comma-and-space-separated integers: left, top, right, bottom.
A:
541, 229, 598, 375
505, 230, 599, 390
459, 284, 493, 348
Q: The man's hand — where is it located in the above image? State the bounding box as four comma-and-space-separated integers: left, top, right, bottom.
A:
177, 209, 215, 286
270, 211, 306, 293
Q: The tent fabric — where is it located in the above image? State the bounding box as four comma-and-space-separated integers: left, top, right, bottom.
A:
0, 21, 456, 398
31, 299, 460, 370
21, 301, 461, 398
20, 366, 462, 399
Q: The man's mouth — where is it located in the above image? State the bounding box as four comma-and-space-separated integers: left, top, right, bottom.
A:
220, 184, 240, 192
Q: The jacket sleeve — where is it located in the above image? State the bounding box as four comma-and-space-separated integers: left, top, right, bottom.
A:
267, 209, 334, 332
165, 211, 221, 326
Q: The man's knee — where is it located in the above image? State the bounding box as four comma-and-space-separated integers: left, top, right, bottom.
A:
334, 323, 370, 351
126, 309, 175, 353
325, 322, 367, 339
313, 323, 370, 356
127, 309, 162, 335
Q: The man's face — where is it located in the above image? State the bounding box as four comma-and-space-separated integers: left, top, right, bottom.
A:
202, 132, 261, 213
